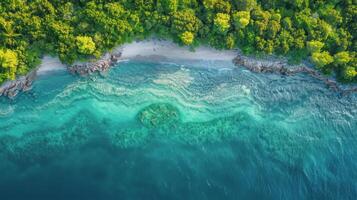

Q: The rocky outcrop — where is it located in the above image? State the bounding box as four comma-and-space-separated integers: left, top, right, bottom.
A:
233, 53, 357, 95
0, 52, 122, 98
68, 52, 122, 76
0, 70, 37, 98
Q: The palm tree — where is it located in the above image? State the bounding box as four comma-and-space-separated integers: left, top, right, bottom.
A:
0, 21, 21, 46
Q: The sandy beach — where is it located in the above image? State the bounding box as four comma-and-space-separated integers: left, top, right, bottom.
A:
116, 40, 237, 61
37, 56, 67, 75
36, 40, 237, 75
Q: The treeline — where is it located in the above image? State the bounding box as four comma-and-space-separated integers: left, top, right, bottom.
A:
0, 0, 356, 83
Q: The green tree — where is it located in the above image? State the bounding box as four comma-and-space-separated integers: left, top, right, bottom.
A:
307, 41, 324, 53
172, 10, 201, 34
180, 31, 194, 45
282, 17, 292, 30
214, 13, 230, 33
319, 5, 342, 25
226, 34, 235, 49
0, 20, 21, 46
233, 0, 257, 11
157, 0, 178, 14
202, 0, 218, 10
251, 9, 270, 36
342, 66, 356, 81
0, 49, 18, 80
334, 51, 351, 65
75, 36, 96, 55
278, 30, 293, 54
267, 20, 281, 39
311, 51, 334, 69
215, 1, 231, 13
233, 11, 250, 29
105, 2, 125, 17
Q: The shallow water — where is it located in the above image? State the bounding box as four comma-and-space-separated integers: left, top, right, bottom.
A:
0, 59, 356, 200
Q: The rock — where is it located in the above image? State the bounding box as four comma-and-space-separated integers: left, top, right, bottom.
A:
68, 52, 122, 76
0, 70, 37, 98
233, 53, 357, 95
1, 51, 122, 98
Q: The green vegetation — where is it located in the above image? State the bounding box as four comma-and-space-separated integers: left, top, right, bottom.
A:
180, 31, 194, 45
311, 51, 334, 70
0, 0, 356, 83
75, 36, 96, 55
0, 49, 18, 81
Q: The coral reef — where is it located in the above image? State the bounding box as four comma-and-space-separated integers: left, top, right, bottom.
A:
137, 103, 181, 128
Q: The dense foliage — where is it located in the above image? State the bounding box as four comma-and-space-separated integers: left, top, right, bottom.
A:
0, 0, 356, 83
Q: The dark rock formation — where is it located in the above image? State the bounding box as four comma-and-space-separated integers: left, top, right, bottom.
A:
233, 53, 357, 95
0, 69, 37, 98
68, 52, 122, 76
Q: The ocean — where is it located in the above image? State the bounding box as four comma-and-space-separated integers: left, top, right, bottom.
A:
0, 59, 356, 200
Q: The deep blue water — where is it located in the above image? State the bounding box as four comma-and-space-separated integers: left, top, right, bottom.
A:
0, 58, 356, 200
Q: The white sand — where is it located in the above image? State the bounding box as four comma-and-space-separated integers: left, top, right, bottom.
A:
36, 40, 237, 75
116, 40, 237, 61
37, 56, 67, 75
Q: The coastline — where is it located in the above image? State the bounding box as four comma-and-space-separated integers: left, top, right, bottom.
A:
233, 53, 357, 96
37, 56, 67, 75
1, 39, 356, 98
116, 40, 237, 61
0, 40, 237, 98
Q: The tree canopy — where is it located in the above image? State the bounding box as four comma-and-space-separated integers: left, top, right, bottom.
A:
0, 49, 18, 81
76, 36, 96, 55
0, 0, 355, 83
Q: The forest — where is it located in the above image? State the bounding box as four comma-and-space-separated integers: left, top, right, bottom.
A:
0, 0, 356, 84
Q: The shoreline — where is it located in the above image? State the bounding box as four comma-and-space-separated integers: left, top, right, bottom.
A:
233, 53, 357, 96
116, 40, 237, 61
1, 39, 356, 98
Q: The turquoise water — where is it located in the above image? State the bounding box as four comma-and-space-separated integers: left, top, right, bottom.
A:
0, 59, 356, 200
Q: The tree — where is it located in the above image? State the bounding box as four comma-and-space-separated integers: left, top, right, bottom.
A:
334, 51, 351, 65
157, 0, 178, 14
180, 31, 194, 45
215, 1, 231, 13
202, 0, 218, 10
226, 34, 235, 49
307, 41, 324, 53
0, 49, 18, 80
264, 40, 274, 54
326, 28, 351, 52
75, 36, 96, 55
0, 20, 21, 46
233, 0, 257, 11
251, 9, 270, 36
342, 66, 356, 81
267, 20, 281, 39
292, 29, 306, 49
213, 13, 230, 33
319, 5, 342, 25
278, 30, 293, 54
105, 2, 125, 17
172, 10, 201, 34
178, 0, 198, 9
233, 11, 250, 29
311, 51, 333, 69
284, 0, 309, 9
282, 17, 292, 30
